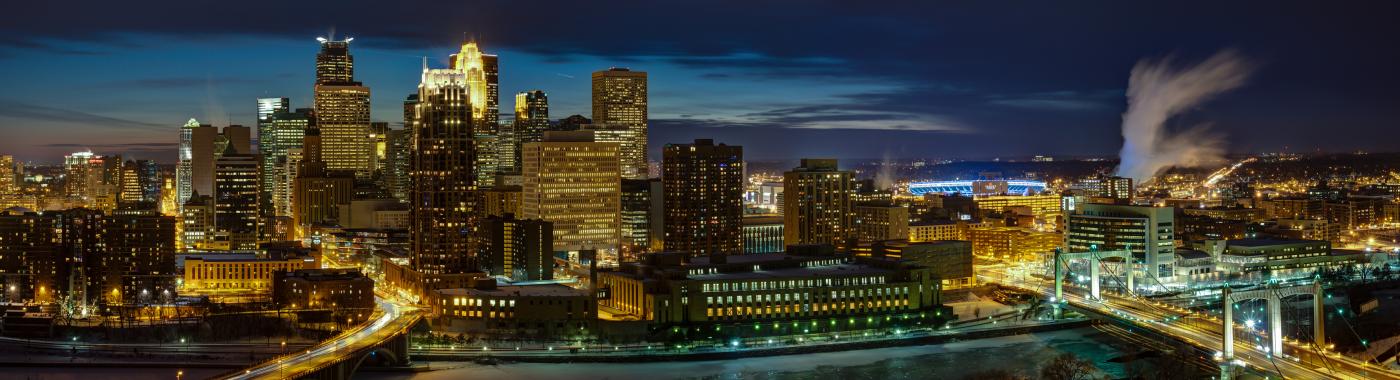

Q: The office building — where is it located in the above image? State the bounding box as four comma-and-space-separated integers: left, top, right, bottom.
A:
475, 185, 522, 220
181, 193, 216, 251
595, 249, 949, 335
213, 145, 259, 250
852, 203, 909, 242
521, 131, 621, 255
510, 90, 549, 172
265, 109, 314, 217
383, 127, 412, 202
663, 139, 744, 258
479, 214, 553, 282
292, 128, 353, 234
1098, 176, 1134, 202
313, 37, 373, 177
256, 97, 291, 211
968, 226, 1062, 262
783, 159, 854, 246
411, 60, 478, 276
431, 280, 593, 339
475, 133, 499, 187
1066, 203, 1175, 284
620, 179, 654, 256
591, 68, 648, 179
183, 255, 311, 291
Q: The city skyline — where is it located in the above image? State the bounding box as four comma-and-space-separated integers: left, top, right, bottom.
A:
2, 1, 1399, 163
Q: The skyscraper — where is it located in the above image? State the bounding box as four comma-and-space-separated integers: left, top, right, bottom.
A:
213, 145, 259, 250
449, 42, 499, 134
0, 155, 17, 208
410, 60, 478, 277
383, 127, 411, 203
175, 118, 201, 207
313, 37, 373, 178
510, 90, 549, 172
663, 139, 744, 258
267, 108, 314, 217
591, 68, 648, 179
522, 131, 621, 256
783, 159, 854, 246
256, 97, 290, 214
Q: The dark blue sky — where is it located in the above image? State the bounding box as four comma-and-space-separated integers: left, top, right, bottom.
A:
1, 1, 1396, 163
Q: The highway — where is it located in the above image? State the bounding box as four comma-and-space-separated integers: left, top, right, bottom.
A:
981, 264, 1399, 379
223, 295, 421, 379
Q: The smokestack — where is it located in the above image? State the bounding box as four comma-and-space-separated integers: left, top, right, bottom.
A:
1115, 50, 1254, 184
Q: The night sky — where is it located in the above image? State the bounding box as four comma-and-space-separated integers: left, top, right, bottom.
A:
1, 1, 1396, 163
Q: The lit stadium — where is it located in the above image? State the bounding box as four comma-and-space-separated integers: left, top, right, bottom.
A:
907, 180, 1048, 196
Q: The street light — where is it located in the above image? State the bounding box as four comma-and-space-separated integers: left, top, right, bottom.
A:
176, 370, 183, 380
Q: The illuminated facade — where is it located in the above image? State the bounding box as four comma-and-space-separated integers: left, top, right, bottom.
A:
521, 131, 621, 253
591, 68, 648, 179
1066, 203, 1175, 282
183, 256, 312, 291
292, 128, 353, 235
214, 148, 260, 250
181, 193, 217, 251
663, 139, 744, 257
266, 109, 314, 217
742, 215, 785, 254
411, 63, 478, 277
0, 155, 19, 209
852, 204, 910, 242
783, 159, 853, 246
973, 194, 1063, 228
449, 42, 499, 134
908, 220, 982, 242
256, 97, 290, 210
479, 213, 553, 281
313, 38, 373, 177
432, 282, 593, 339
595, 251, 948, 335
475, 185, 522, 219
968, 226, 1062, 262
510, 90, 549, 172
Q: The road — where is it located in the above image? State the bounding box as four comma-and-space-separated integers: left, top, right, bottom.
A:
223, 295, 421, 379
980, 264, 1399, 379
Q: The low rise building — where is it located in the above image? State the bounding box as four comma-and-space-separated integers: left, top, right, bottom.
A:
908, 220, 981, 242
431, 279, 594, 339
595, 247, 950, 341
968, 226, 1062, 263
182, 255, 314, 291
273, 268, 374, 312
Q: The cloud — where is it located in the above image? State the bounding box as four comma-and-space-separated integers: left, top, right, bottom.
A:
987, 91, 1115, 111
0, 99, 167, 131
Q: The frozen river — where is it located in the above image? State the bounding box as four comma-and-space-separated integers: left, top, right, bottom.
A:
358, 326, 1134, 380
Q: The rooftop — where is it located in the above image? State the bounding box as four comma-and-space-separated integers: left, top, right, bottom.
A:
687, 262, 892, 282
438, 284, 587, 298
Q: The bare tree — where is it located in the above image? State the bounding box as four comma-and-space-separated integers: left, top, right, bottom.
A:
1039, 352, 1100, 380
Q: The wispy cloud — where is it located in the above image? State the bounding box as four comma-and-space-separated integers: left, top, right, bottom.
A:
986, 90, 1116, 111
0, 99, 166, 131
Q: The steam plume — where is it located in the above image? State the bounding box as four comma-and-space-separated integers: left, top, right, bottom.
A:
1115, 50, 1253, 183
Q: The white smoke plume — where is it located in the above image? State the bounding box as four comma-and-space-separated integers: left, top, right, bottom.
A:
1115, 50, 1254, 183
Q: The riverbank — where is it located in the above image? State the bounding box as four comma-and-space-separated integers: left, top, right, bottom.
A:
411, 318, 1093, 363
362, 325, 1138, 380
